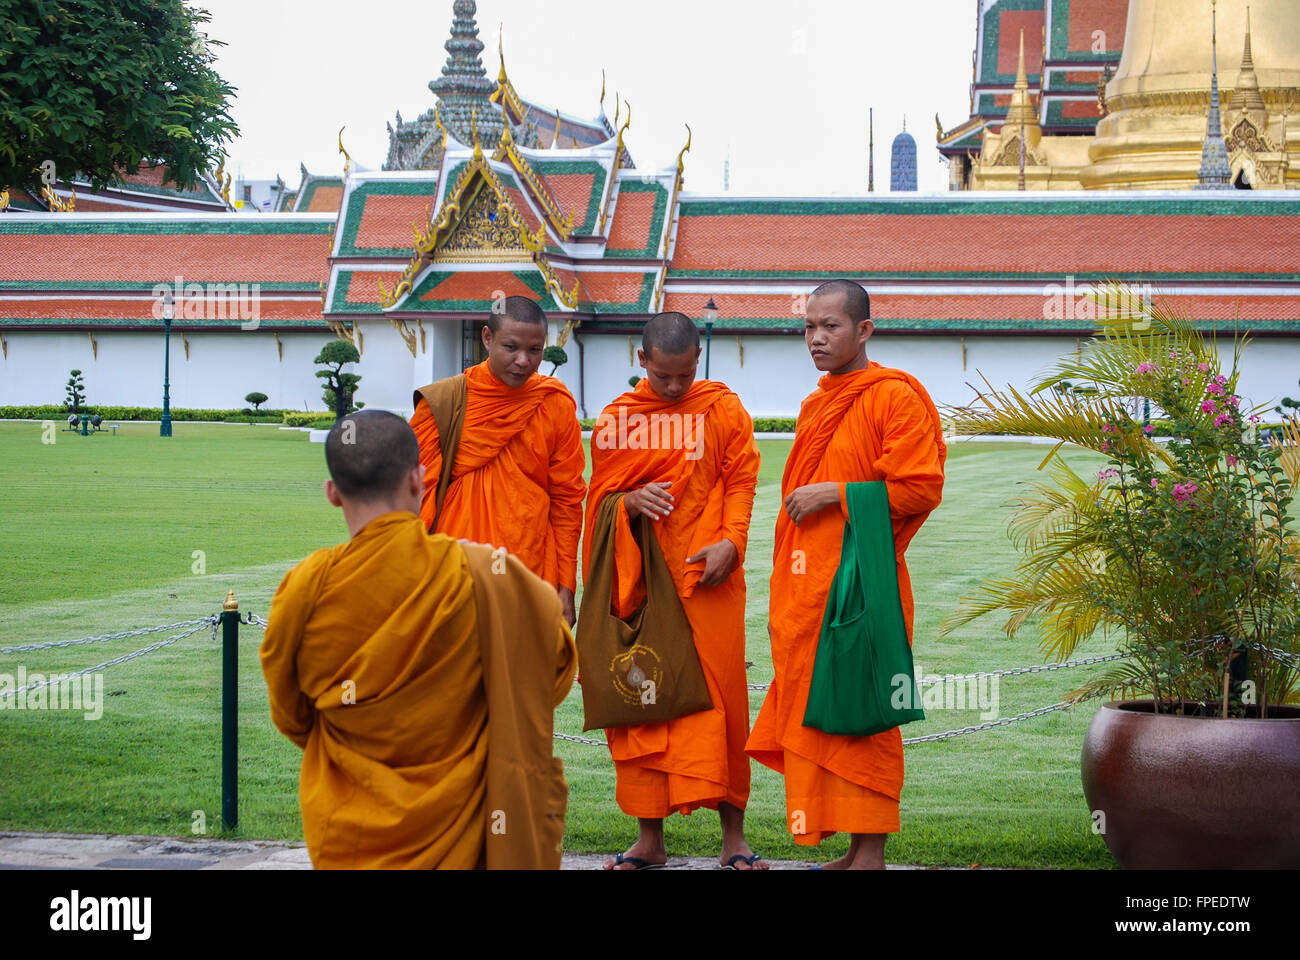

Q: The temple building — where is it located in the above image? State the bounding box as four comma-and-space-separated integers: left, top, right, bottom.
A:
2, 0, 1299, 419
938, 0, 1300, 190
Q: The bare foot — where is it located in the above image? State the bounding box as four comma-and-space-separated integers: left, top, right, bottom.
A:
603, 841, 667, 870
719, 845, 770, 870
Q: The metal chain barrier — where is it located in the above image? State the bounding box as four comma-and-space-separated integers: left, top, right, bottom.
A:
1, 618, 217, 656
0, 618, 216, 699
558, 654, 1136, 747
740, 651, 1135, 694
1245, 641, 1300, 670
245, 614, 268, 630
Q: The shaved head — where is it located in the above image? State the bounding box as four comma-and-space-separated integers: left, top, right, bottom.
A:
324, 410, 420, 502
642, 311, 700, 357
485, 295, 548, 334
810, 279, 870, 324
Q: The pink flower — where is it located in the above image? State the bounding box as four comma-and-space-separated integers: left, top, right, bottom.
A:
1215, 413, 1233, 428
1250, 414, 1262, 424
1215, 374, 1228, 385
1182, 378, 1191, 387
1135, 362, 1156, 374
1151, 477, 1159, 488
1172, 482, 1200, 504
1229, 396, 1240, 408
1143, 424, 1155, 434
1100, 440, 1111, 452
1099, 468, 1119, 481
1227, 454, 1239, 467
1206, 382, 1224, 396
1201, 399, 1218, 414
1101, 423, 1116, 434
1198, 363, 1210, 372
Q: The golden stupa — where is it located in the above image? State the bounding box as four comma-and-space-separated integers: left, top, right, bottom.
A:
969, 0, 1300, 191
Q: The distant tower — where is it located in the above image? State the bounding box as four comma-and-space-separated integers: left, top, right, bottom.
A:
868, 107, 875, 192
1197, 0, 1233, 189
891, 118, 918, 192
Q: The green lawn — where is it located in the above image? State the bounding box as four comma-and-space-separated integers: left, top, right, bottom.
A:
0, 420, 1117, 867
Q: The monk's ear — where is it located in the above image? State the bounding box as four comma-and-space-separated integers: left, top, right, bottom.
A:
324, 479, 344, 509
859, 318, 876, 344
637, 348, 647, 370
409, 463, 427, 499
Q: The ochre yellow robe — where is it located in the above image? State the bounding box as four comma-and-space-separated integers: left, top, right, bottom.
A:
584, 379, 760, 817
410, 360, 586, 592
746, 363, 946, 844
260, 512, 574, 868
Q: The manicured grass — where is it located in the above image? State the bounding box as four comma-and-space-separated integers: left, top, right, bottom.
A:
0, 421, 1116, 867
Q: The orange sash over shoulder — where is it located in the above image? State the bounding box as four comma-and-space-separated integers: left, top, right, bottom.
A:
411, 360, 586, 591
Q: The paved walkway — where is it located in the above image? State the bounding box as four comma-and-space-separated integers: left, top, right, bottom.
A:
0, 831, 947, 870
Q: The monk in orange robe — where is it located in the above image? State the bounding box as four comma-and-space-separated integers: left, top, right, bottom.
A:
584, 312, 767, 870
410, 296, 586, 625
261, 410, 576, 869
746, 279, 946, 870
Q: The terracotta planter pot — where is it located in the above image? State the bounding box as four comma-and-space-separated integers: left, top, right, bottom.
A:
1081, 700, 1300, 869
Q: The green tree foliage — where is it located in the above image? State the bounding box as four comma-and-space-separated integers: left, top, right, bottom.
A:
314, 340, 361, 419
244, 391, 268, 412
543, 345, 568, 376
0, 1, 239, 193
64, 369, 85, 413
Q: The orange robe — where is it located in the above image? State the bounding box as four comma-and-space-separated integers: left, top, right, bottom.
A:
260, 512, 575, 868
746, 363, 946, 844
411, 360, 586, 592
583, 379, 761, 817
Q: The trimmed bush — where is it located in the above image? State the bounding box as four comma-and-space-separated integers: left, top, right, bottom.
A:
0, 405, 287, 423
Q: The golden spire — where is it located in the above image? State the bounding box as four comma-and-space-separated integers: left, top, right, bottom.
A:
1003, 29, 1043, 147
554, 108, 562, 148
600, 68, 606, 112
1228, 6, 1267, 116
471, 105, 482, 160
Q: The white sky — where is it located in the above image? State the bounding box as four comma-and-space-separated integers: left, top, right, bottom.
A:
200, 0, 976, 194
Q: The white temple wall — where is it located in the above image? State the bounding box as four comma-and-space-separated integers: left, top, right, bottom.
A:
3, 328, 1298, 421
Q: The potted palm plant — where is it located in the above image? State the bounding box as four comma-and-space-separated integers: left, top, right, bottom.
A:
942, 285, 1300, 869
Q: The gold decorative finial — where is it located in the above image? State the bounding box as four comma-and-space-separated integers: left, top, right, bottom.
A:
0, 189, 9, 212
553, 108, 562, 149
675, 122, 692, 176
338, 125, 351, 178
223, 590, 238, 612
498, 23, 507, 84
221, 171, 231, 207
600, 69, 606, 110
613, 92, 621, 129
471, 106, 482, 160
435, 102, 449, 151
935, 113, 944, 142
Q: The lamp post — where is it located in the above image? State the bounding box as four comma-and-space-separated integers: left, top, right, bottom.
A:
160, 289, 173, 437
702, 298, 718, 380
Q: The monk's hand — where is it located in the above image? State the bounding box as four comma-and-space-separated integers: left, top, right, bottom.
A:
685, 538, 739, 588
784, 482, 841, 526
624, 481, 674, 521
557, 586, 576, 628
